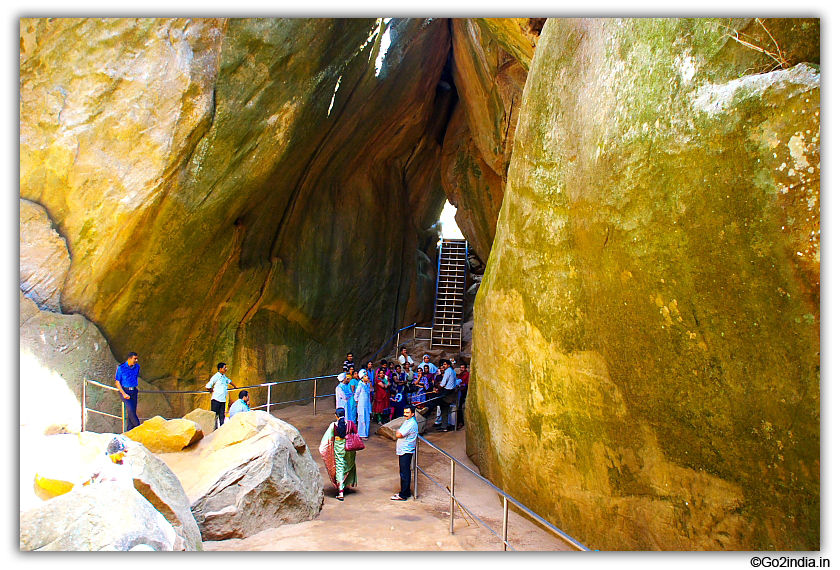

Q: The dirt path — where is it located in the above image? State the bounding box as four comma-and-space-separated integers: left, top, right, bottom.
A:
202, 404, 578, 551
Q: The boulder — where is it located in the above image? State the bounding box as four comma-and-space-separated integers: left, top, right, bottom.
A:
19, 199, 70, 313
157, 411, 322, 540
20, 482, 179, 551
125, 416, 203, 454
20, 431, 201, 550
468, 18, 819, 550
27, 433, 106, 505
377, 412, 427, 440
183, 408, 217, 436
125, 441, 203, 551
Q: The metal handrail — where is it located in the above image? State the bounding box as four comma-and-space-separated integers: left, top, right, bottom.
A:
370, 322, 419, 365
82, 373, 341, 434
413, 434, 589, 552
394, 323, 434, 359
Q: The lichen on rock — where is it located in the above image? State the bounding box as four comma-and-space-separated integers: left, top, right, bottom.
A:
468, 17, 819, 551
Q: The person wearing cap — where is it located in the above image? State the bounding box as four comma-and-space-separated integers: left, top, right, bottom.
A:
206, 362, 237, 428
115, 352, 141, 431
318, 408, 358, 501
391, 406, 418, 501
229, 390, 250, 419
335, 371, 354, 418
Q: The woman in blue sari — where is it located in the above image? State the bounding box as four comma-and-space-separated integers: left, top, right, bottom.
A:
354, 370, 372, 438
343, 373, 358, 423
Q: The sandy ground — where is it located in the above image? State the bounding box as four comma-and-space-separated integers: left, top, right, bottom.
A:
201, 403, 579, 552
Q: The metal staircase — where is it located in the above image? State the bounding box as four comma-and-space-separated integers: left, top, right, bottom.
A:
432, 238, 468, 350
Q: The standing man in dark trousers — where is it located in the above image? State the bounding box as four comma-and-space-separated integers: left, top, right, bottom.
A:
115, 352, 141, 431
436, 359, 458, 432
391, 406, 418, 501
206, 362, 237, 428
456, 363, 470, 430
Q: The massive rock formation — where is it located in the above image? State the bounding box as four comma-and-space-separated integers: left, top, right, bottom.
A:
20, 199, 70, 313
467, 18, 819, 551
20, 18, 452, 400
441, 18, 542, 263
158, 411, 323, 540
20, 17, 821, 551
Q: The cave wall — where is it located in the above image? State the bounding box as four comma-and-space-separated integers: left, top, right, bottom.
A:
467, 18, 819, 551
20, 18, 451, 397
440, 18, 541, 263
20, 17, 821, 551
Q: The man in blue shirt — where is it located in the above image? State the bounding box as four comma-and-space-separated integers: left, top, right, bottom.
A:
115, 352, 141, 431
436, 360, 458, 432
229, 390, 250, 419
391, 406, 418, 501
206, 362, 238, 428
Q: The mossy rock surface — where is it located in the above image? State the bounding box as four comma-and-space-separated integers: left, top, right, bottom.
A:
467, 18, 819, 551
442, 18, 538, 262
20, 18, 451, 396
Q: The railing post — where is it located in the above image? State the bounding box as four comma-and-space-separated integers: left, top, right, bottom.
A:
121, 400, 126, 434
313, 378, 317, 416
267, 383, 272, 415
395, 331, 400, 359
413, 446, 418, 500
449, 458, 455, 535
81, 378, 86, 432
502, 496, 509, 551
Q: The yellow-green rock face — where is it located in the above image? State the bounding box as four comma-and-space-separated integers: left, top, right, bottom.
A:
20, 19, 451, 393
442, 18, 539, 261
468, 18, 819, 551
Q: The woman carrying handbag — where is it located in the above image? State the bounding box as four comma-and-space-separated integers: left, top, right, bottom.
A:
319, 408, 361, 501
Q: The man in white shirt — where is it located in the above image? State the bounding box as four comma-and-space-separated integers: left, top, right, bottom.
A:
335, 372, 350, 410
397, 348, 415, 370
229, 390, 250, 419
206, 362, 237, 428
391, 406, 418, 501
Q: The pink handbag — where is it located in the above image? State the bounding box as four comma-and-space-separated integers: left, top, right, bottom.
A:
345, 420, 365, 451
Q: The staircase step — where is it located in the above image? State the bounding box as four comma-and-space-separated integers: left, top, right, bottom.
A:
434, 239, 467, 346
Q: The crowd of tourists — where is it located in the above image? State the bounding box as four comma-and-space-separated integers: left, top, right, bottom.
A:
333, 348, 470, 438
114, 347, 470, 504
320, 348, 470, 502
